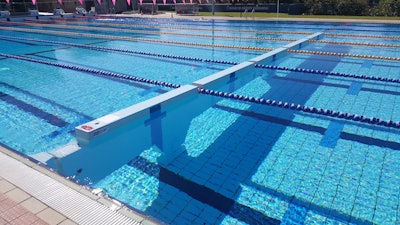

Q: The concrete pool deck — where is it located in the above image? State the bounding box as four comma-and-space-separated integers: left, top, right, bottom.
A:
0, 146, 160, 225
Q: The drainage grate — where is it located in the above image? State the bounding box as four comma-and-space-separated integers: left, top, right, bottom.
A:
0, 152, 141, 225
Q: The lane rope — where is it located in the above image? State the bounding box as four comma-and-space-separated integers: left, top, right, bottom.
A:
3, 51, 397, 129
0, 53, 181, 89
1, 35, 398, 84
4, 21, 295, 42
197, 87, 400, 129
288, 49, 400, 61
254, 64, 400, 84
311, 39, 400, 49
0, 25, 273, 52
44, 18, 314, 36
42, 18, 400, 41
1, 37, 398, 129
325, 33, 400, 40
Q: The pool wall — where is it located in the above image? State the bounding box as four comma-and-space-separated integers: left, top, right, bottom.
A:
48, 32, 322, 181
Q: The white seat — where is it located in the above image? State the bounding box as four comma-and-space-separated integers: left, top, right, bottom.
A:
0, 11, 10, 17
76, 7, 87, 15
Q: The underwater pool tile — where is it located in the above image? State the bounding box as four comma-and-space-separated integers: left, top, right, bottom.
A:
218, 187, 238, 199
278, 182, 299, 197
377, 189, 399, 202
203, 207, 225, 222
220, 216, 244, 225
311, 197, 333, 213
334, 186, 355, 198
372, 207, 397, 225
324, 217, 350, 225
174, 212, 196, 224
349, 204, 374, 224
281, 203, 308, 225
303, 210, 328, 225
264, 201, 289, 221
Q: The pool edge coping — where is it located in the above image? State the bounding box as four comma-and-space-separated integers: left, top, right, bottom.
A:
0, 145, 163, 225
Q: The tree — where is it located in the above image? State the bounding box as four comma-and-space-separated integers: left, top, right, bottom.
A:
336, 0, 369, 15
304, 0, 337, 15
373, 0, 400, 16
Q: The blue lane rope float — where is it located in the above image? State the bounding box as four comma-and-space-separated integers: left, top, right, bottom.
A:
1, 53, 398, 129
0, 53, 181, 89
254, 64, 400, 84
1, 35, 398, 85
197, 88, 400, 129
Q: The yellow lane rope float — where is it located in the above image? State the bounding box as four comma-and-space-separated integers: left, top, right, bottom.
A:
50, 18, 400, 41
2, 24, 399, 61
25, 19, 400, 48
44, 18, 314, 36
311, 40, 400, 49
288, 49, 400, 61
6, 21, 296, 42
0, 26, 273, 51
325, 33, 400, 40
23, 20, 400, 49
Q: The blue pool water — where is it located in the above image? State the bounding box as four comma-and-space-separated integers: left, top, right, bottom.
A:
1, 17, 400, 225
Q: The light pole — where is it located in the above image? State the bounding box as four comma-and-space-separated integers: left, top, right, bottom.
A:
276, 0, 279, 18
212, 0, 215, 15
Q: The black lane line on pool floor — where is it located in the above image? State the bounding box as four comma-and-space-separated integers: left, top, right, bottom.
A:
256, 64, 400, 84
272, 76, 400, 96
1, 35, 399, 86
30, 50, 225, 74
27, 54, 171, 95
0, 91, 68, 127
0, 81, 94, 121
198, 88, 400, 130
0, 91, 91, 139
0, 53, 181, 89
127, 157, 281, 225
0, 82, 94, 139
214, 104, 400, 151
127, 153, 374, 225
3, 43, 399, 131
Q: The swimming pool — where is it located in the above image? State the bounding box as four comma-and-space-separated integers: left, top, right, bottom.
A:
1, 16, 400, 225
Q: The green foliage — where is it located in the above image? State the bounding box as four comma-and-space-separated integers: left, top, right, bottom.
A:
372, 0, 400, 16
304, 0, 337, 15
303, 0, 400, 16
219, 0, 400, 17
336, 0, 369, 15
